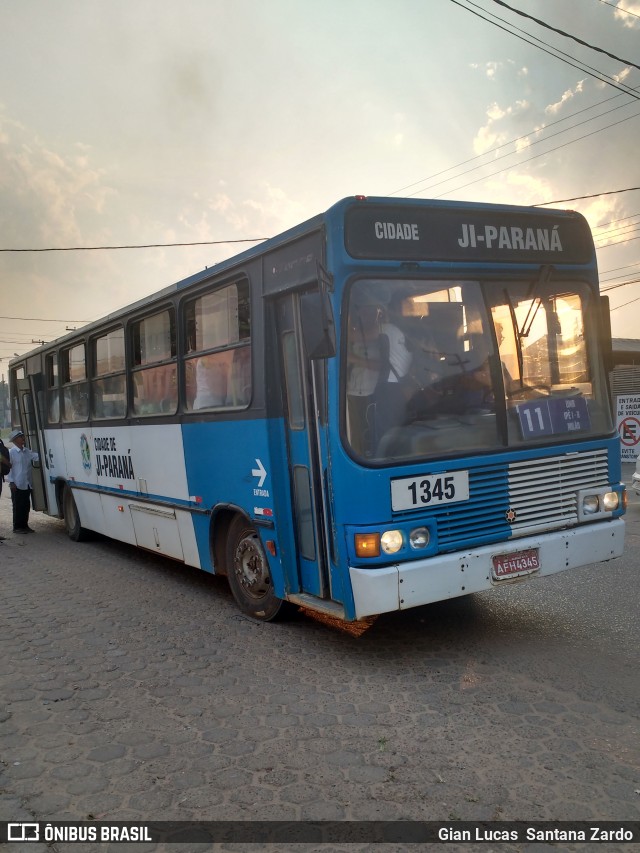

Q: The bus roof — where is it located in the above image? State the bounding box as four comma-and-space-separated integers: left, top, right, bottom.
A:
9, 195, 590, 366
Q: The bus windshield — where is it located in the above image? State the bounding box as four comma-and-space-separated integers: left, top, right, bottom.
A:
344, 277, 612, 462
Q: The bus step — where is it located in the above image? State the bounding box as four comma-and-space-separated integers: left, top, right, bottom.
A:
286, 593, 346, 620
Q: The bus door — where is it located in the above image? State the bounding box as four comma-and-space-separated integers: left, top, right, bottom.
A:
276, 291, 332, 599
15, 377, 48, 512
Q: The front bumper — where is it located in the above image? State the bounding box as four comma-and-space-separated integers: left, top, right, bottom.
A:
349, 518, 625, 619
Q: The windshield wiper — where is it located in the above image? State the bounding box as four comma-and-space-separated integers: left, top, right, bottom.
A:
520, 264, 554, 339
502, 265, 554, 390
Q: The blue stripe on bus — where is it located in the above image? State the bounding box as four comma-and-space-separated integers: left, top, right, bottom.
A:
181, 417, 296, 592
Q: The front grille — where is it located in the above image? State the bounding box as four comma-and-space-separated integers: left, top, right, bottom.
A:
433, 448, 610, 550
508, 448, 609, 536
433, 465, 509, 547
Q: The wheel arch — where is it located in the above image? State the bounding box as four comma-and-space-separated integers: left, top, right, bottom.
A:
54, 477, 69, 519
210, 503, 252, 577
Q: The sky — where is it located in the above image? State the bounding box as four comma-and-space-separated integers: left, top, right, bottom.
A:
1, 0, 639, 370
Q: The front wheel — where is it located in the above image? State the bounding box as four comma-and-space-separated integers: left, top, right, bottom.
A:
225, 516, 291, 621
63, 485, 91, 542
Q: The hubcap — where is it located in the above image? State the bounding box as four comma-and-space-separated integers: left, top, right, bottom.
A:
234, 533, 271, 599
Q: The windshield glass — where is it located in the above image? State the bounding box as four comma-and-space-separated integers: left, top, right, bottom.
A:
344, 277, 612, 462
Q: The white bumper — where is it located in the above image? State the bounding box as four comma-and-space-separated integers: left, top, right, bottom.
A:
349, 518, 625, 619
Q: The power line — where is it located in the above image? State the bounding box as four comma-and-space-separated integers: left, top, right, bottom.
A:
449, 0, 640, 101
598, 234, 640, 248
476, 0, 640, 96
601, 277, 640, 292
391, 84, 639, 198
402, 1, 640, 200
535, 187, 640, 206
600, 260, 640, 276
423, 112, 639, 200
594, 220, 640, 240
610, 294, 640, 310
389, 1, 640, 201
593, 212, 640, 230
2, 195, 640, 258
0, 337, 58, 344
491, 0, 640, 71
596, 229, 640, 247
405, 108, 640, 199
601, 271, 640, 284
597, 0, 640, 22
596, 235, 640, 252
0, 316, 91, 323
0, 237, 268, 253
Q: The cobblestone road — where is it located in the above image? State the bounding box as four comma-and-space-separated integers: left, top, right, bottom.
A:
0, 471, 638, 853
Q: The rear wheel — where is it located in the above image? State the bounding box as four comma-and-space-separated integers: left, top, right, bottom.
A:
225, 515, 291, 621
63, 485, 91, 542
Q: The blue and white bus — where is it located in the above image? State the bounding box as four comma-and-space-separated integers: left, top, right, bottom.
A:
9, 196, 625, 621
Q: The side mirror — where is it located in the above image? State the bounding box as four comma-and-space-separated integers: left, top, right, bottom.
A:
300, 272, 336, 360
599, 295, 613, 373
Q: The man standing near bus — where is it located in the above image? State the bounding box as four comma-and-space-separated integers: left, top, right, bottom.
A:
6, 429, 39, 534
0, 435, 10, 541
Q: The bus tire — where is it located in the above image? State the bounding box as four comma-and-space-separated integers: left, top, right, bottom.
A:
63, 485, 91, 542
226, 515, 290, 621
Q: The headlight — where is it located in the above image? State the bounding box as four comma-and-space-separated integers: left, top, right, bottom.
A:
602, 491, 619, 512
381, 530, 403, 554
409, 527, 430, 549
582, 495, 599, 515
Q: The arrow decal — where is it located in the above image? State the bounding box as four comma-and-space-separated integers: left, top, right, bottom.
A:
252, 458, 267, 488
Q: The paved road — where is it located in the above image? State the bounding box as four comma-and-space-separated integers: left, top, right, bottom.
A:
0, 468, 638, 852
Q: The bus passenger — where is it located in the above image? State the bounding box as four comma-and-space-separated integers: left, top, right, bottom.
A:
455, 327, 514, 410
6, 429, 39, 534
0, 436, 10, 541
401, 331, 446, 421
495, 321, 516, 397
374, 313, 413, 444
227, 346, 251, 406
193, 356, 228, 410
347, 294, 383, 455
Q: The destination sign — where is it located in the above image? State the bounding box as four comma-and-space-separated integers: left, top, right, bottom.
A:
344, 205, 593, 264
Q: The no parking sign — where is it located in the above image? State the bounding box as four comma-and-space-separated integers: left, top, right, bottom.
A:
615, 395, 640, 461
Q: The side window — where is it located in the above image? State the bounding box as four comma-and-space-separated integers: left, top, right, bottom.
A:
131, 309, 177, 416
9, 366, 25, 426
46, 353, 60, 424
62, 343, 89, 422
93, 327, 126, 419
553, 293, 588, 384
184, 280, 251, 411
282, 331, 304, 429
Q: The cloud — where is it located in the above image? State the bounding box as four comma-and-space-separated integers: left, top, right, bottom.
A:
171, 185, 301, 246
0, 111, 114, 248
583, 198, 625, 246
473, 100, 531, 155
242, 184, 306, 234
470, 60, 528, 81
545, 81, 585, 116
613, 1, 640, 28
484, 170, 552, 207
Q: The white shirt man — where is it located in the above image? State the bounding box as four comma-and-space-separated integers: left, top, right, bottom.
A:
6, 430, 39, 533
381, 322, 412, 382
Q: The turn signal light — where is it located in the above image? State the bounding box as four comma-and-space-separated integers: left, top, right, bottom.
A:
355, 533, 380, 558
